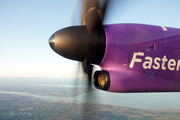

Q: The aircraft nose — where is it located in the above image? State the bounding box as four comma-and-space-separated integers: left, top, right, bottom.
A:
49, 34, 55, 50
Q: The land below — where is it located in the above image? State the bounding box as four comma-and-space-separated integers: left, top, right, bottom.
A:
0, 78, 180, 119
1, 93, 180, 120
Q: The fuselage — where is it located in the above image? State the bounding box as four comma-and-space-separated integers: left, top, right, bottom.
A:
99, 23, 180, 92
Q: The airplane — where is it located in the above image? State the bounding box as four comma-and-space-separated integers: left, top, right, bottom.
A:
48, 0, 180, 93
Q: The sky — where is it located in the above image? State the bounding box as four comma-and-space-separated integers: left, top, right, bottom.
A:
0, 0, 180, 79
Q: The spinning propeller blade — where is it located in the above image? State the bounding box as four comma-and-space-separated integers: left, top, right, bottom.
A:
49, 1, 110, 116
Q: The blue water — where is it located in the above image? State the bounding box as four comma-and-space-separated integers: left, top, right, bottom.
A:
0, 78, 180, 109
1, 90, 180, 109
68, 91, 180, 108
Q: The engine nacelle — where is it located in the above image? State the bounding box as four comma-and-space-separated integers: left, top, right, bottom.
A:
93, 70, 110, 91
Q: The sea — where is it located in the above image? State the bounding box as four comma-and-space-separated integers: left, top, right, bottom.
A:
0, 77, 180, 109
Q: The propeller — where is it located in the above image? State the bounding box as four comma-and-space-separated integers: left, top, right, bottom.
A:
48, 0, 109, 98
81, 0, 108, 89
49, 0, 109, 118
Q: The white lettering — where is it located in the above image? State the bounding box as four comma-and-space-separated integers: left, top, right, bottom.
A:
176, 60, 180, 71
168, 59, 176, 71
162, 55, 168, 70
130, 52, 180, 72
143, 57, 152, 69
153, 57, 161, 69
129, 52, 144, 68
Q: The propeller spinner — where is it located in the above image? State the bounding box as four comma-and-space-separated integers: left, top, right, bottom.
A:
48, 25, 105, 64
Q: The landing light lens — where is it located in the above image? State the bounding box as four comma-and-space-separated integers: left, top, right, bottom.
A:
98, 74, 105, 87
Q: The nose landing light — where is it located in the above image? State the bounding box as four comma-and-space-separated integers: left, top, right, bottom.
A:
94, 70, 110, 91
98, 74, 105, 87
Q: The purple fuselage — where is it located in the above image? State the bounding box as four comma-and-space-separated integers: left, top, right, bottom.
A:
100, 23, 180, 92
